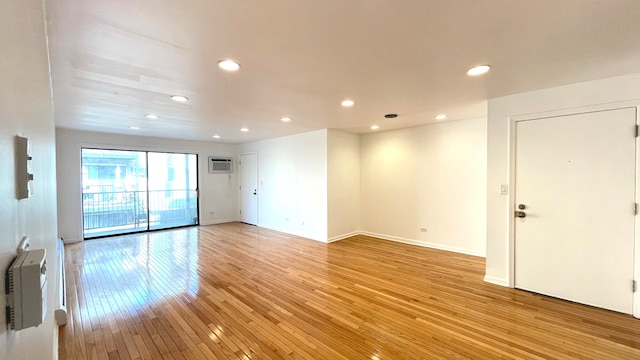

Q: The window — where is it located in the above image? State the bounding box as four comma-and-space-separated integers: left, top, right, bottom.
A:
81, 148, 199, 238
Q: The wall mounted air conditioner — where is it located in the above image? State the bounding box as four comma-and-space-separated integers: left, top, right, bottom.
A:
208, 156, 233, 174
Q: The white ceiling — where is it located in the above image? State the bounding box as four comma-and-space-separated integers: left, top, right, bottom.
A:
46, 1, 640, 144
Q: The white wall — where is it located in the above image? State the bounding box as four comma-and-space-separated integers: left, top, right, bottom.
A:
56, 128, 238, 243
360, 118, 487, 256
0, 0, 60, 359
327, 130, 360, 241
486, 73, 640, 288
239, 130, 328, 242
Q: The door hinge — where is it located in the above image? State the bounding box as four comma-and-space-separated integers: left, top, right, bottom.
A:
634, 203, 638, 215
633, 280, 637, 293
635, 125, 638, 137
239, 209, 242, 215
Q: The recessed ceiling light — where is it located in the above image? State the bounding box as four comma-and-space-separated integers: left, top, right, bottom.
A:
370, 125, 380, 130
218, 60, 240, 71
213, 135, 220, 139
435, 114, 447, 120
384, 113, 398, 119
240, 127, 249, 132
467, 65, 491, 76
145, 114, 158, 119
129, 126, 140, 130
341, 99, 355, 107
171, 95, 189, 102
280, 117, 292, 123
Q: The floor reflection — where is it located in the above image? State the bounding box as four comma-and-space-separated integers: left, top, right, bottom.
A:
61, 224, 640, 359
79, 228, 200, 318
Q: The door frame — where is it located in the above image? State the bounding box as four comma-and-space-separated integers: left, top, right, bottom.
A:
506, 102, 640, 318
238, 152, 258, 225
80, 147, 201, 238
75, 142, 203, 241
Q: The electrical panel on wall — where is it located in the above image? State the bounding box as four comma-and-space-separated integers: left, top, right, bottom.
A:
15, 136, 34, 199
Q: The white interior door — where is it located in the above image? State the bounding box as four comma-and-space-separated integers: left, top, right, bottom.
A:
514, 108, 636, 314
238, 153, 258, 225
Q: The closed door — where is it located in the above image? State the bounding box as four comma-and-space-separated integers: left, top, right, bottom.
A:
238, 153, 258, 225
514, 108, 636, 314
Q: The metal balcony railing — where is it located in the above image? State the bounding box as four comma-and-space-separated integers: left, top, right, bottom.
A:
82, 189, 198, 236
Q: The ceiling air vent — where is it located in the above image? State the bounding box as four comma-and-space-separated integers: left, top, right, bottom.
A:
208, 156, 233, 174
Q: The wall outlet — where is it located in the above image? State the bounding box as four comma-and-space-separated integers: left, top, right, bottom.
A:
420, 227, 428, 233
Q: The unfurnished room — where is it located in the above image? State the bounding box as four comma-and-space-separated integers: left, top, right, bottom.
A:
3, 1, 640, 359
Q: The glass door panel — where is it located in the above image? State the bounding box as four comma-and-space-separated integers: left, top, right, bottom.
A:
82, 149, 148, 238
81, 149, 199, 238
147, 152, 198, 230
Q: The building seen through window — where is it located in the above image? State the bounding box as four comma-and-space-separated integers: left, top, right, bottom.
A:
81, 149, 198, 238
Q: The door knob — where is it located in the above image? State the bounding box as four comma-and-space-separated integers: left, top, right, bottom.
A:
518, 204, 526, 210
515, 211, 526, 218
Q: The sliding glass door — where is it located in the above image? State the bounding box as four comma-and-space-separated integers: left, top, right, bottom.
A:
81, 149, 148, 237
81, 149, 198, 239
148, 152, 198, 230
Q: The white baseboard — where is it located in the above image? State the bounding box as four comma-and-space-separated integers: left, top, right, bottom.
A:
198, 223, 485, 259
53, 325, 59, 360
327, 231, 360, 243
483, 275, 510, 287
254, 223, 328, 243
200, 219, 238, 226
61, 237, 81, 244
359, 231, 486, 258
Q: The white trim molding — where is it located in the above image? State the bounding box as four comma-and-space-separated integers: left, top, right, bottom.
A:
483, 275, 509, 287
359, 231, 486, 257
200, 219, 238, 226
62, 237, 81, 244
327, 231, 360, 243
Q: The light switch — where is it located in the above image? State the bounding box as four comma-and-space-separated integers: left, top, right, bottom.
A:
499, 184, 508, 195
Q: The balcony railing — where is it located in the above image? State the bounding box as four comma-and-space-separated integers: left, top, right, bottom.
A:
83, 189, 198, 237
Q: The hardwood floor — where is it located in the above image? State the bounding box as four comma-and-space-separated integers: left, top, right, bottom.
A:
59, 223, 640, 359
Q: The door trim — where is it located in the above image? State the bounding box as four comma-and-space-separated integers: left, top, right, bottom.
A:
506, 102, 640, 318
80, 148, 200, 238
74, 141, 205, 242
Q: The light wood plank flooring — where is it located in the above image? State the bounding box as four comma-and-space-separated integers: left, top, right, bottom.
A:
59, 223, 640, 359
